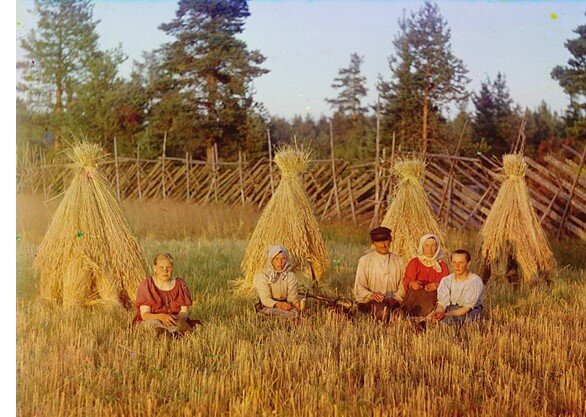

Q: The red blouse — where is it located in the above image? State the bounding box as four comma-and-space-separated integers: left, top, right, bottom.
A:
133, 277, 193, 322
403, 258, 449, 291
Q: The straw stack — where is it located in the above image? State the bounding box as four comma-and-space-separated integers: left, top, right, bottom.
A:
239, 146, 329, 291
380, 158, 444, 262
479, 154, 556, 283
33, 143, 147, 308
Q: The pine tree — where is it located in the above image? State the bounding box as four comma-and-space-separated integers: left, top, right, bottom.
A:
326, 53, 368, 118
69, 47, 127, 148
157, 0, 268, 160
17, 0, 102, 145
325, 53, 374, 159
379, 2, 470, 152
472, 72, 520, 155
378, 14, 421, 149
551, 19, 586, 139
525, 101, 564, 154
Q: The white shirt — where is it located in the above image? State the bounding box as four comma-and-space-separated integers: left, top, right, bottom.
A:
354, 251, 406, 303
437, 273, 485, 309
254, 270, 299, 308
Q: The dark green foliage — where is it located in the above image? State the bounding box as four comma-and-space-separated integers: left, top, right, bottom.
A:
17, 0, 125, 147
471, 72, 521, 155
377, 16, 422, 150
323, 53, 375, 160
16, 0, 131, 153
524, 102, 565, 155
378, 2, 470, 152
152, 0, 269, 159
439, 107, 489, 157
551, 19, 586, 140
326, 53, 369, 118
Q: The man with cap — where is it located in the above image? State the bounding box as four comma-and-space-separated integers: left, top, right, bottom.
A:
353, 226, 406, 321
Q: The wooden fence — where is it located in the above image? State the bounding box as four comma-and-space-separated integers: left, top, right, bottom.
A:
16, 144, 586, 240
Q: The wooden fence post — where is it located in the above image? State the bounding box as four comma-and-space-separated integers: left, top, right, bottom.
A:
41, 148, 47, 199
136, 143, 142, 201
388, 132, 396, 204
438, 120, 467, 225
214, 142, 219, 202
267, 129, 274, 194
238, 149, 246, 205
347, 177, 356, 223
113, 136, 121, 201
371, 101, 381, 227
162, 131, 167, 200
511, 111, 528, 154
185, 151, 191, 201
329, 119, 341, 218
557, 144, 586, 239
540, 183, 562, 226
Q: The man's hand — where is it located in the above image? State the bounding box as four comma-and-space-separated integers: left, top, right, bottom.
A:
409, 281, 423, 291
276, 301, 293, 311
291, 299, 301, 310
158, 313, 178, 326
431, 312, 447, 322
371, 292, 385, 303
425, 282, 438, 292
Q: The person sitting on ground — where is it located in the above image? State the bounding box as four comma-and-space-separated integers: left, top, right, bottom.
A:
254, 245, 301, 318
400, 234, 449, 317
430, 249, 485, 324
354, 226, 406, 322
134, 253, 200, 335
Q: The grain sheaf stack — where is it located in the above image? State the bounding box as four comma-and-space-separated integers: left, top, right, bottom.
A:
239, 146, 329, 291
34, 143, 147, 308
478, 154, 556, 283
380, 158, 444, 262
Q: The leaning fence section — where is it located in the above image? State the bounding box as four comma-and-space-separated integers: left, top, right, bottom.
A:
16, 145, 586, 240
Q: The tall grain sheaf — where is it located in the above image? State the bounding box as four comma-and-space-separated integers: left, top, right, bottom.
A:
238, 146, 329, 291
380, 158, 444, 261
478, 154, 556, 283
33, 143, 147, 308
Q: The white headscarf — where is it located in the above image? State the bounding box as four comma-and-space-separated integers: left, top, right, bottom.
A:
263, 245, 292, 283
416, 234, 445, 273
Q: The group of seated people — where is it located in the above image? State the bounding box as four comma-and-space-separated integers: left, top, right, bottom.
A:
353, 227, 484, 324
134, 226, 485, 335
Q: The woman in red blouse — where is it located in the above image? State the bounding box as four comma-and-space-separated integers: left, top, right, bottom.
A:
134, 253, 200, 335
400, 234, 449, 317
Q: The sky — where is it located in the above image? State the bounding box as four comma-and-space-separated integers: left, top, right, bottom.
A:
15, 1, 585, 120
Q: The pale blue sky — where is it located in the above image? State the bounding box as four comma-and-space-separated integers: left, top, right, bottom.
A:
15, 0, 585, 119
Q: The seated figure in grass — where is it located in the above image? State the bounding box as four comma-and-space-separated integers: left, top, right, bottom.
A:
353, 227, 406, 322
133, 253, 200, 335
254, 245, 301, 318
430, 249, 485, 324
400, 234, 449, 317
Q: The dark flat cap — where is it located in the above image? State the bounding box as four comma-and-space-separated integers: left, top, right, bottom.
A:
369, 226, 392, 242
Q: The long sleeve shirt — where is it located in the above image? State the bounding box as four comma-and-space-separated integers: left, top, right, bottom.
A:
437, 273, 485, 309
254, 270, 299, 308
403, 258, 449, 291
354, 251, 406, 303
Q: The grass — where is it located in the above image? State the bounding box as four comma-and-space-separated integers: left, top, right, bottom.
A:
16, 194, 586, 416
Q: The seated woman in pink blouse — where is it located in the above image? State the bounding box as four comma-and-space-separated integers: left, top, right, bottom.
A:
400, 234, 449, 317
134, 253, 200, 335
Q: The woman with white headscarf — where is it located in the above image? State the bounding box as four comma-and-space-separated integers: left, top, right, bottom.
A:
253, 245, 301, 317
400, 234, 449, 316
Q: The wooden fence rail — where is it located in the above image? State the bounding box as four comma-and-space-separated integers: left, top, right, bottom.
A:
16, 147, 586, 240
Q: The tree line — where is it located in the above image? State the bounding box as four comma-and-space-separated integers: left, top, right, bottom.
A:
17, 0, 585, 162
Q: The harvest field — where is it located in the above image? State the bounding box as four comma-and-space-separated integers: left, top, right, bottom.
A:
16, 195, 586, 417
